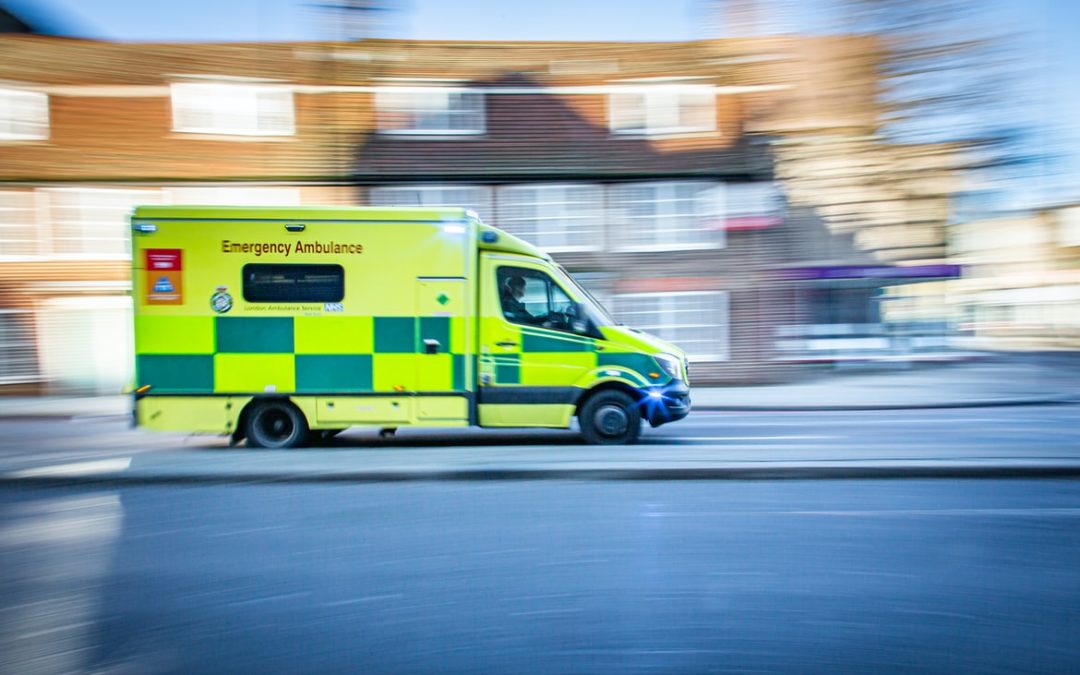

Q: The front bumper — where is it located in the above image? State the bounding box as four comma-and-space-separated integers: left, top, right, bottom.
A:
639, 381, 691, 427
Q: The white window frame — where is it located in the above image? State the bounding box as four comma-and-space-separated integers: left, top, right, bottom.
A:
495, 183, 603, 253
609, 86, 715, 136
374, 88, 486, 135
0, 86, 49, 141
612, 290, 730, 362
609, 181, 726, 252
368, 184, 494, 222
170, 81, 295, 137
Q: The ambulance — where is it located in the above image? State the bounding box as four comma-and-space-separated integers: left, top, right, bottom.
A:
131, 206, 690, 447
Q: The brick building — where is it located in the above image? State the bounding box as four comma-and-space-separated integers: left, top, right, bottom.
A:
0, 34, 935, 392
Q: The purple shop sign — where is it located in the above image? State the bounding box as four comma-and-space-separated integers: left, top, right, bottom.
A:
780, 264, 963, 281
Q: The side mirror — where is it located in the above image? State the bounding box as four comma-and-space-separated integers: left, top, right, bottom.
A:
572, 304, 604, 339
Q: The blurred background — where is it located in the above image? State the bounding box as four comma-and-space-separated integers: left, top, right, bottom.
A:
0, 0, 1076, 393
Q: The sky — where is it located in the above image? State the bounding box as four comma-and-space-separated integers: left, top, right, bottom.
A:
6, 0, 1079, 205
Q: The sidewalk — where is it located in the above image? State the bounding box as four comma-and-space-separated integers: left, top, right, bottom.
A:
1, 352, 1078, 419
694, 352, 1080, 410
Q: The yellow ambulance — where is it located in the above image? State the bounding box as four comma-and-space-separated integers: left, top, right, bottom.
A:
131, 206, 690, 447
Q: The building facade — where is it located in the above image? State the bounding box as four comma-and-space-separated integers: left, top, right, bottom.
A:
949, 204, 1080, 350
0, 34, 942, 392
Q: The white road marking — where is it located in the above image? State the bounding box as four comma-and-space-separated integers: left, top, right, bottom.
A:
7, 457, 131, 479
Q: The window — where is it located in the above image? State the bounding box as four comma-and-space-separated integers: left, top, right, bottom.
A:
243, 264, 344, 303
0, 87, 48, 140
44, 188, 161, 259
0, 310, 39, 385
0, 190, 40, 257
369, 185, 493, 222
611, 291, 729, 361
171, 82, 294, 136
497, 266, 586, 335
725, 182, 783, 229
375, 89, 485, 134
496, 184, 603, 252
609, 87, 715, 135
1059, 206, 1080, 248
609, 181, 725, 251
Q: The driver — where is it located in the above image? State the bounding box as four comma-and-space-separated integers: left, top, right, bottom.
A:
500, 275, 537, 324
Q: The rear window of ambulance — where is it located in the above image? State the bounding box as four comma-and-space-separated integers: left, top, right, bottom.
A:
242, 264, 344, 303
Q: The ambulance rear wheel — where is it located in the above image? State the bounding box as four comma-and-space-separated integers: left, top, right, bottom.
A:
246, 400, 308, 449
579, 390, 641, 445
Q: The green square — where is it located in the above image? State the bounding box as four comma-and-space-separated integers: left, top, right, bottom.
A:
452, 354, 466, 391
295, 355, 373, 392
216, 317, 293, 353
494, 354, 520, 384
374, 317, 417, 353
137, 354, 214, 393
420, 317, 451, 353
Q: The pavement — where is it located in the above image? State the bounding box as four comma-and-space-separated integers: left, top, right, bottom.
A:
1, 352, 1078, 420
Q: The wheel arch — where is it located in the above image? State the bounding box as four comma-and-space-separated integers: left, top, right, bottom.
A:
231, 395, 301, 445
574, 380, 642, 419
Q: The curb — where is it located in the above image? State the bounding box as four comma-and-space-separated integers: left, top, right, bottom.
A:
6, 464, 1080, 486
691, 396, 1080, 412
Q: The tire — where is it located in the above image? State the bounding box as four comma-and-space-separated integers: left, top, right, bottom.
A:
579, 390, 641, 445
246, 400, 309, 449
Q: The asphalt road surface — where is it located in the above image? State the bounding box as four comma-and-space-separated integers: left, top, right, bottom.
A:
2, 480, 1080, 674
1, 406, 1079, 673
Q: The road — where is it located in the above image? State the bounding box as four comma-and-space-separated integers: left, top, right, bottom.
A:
1, 406, 1079, 673
3, 480, 1080, 674
0, 405, 1079, 476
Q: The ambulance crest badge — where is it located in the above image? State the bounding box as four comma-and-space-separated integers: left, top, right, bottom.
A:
211, 286, 233, 314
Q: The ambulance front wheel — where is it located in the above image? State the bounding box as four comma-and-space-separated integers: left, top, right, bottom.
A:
246, 400, 309, 449
579, 390, 641, 445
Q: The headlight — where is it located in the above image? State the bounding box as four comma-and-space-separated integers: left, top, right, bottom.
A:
654, 353, 682, 381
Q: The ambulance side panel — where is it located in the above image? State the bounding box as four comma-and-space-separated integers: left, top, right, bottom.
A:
133, 216, 475, 433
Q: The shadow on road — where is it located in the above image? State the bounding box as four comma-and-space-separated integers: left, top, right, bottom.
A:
192, 428, 704, 452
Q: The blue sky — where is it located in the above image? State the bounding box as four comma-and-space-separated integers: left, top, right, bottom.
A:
6, 0, 1079, 204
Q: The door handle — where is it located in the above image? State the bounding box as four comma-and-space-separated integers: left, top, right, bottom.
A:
495, 341, 518, 348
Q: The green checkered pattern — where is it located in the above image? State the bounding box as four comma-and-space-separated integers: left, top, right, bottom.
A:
135, 315, 467, 394
481, 323, 668, 389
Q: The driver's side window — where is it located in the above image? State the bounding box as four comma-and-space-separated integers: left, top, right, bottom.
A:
497, 266, 578, 333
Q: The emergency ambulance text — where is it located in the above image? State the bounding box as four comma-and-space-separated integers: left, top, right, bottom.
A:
221, 240, 364, 257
